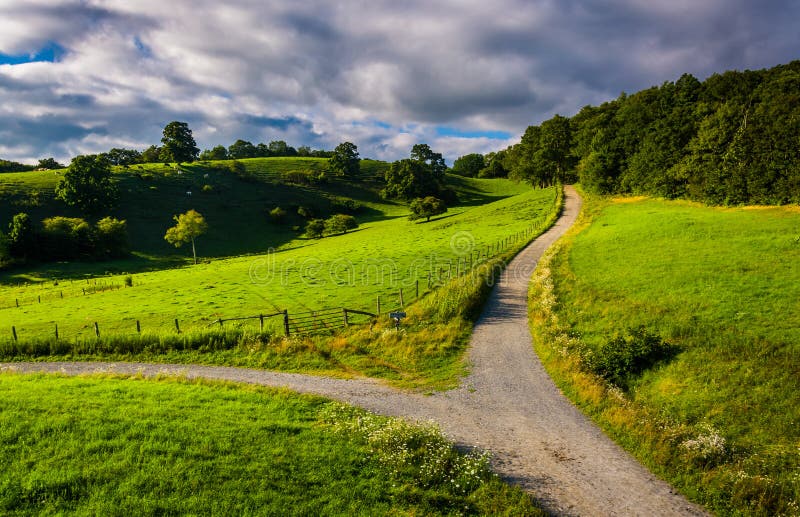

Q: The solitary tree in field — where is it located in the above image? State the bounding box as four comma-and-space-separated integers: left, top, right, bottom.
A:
324, 214, 358, 235
409, 196, 447, 222
164, 209, 208, 264
160, 121, 199, 163
55, 154, 118, 214
329, 141, 360, 176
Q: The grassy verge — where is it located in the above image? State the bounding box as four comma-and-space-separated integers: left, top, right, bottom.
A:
0, 373, 543, 516
528, 188, 800, 515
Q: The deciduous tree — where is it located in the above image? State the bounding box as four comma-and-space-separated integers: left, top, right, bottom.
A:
55, 154, 118, 214
329, 142, 360, 176
164, 209, 208, 264
409, 196, 447, 222
160, 121, 199, 163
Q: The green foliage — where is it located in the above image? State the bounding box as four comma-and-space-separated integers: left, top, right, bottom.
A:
0, 159, 34, 173
36, 157, 63, 170
268, 206, 287, 223
323, 214, 358, 235
6, 212, 34, 260
160, 121, 199, 163
164, 209, 208, 264
55, 154, 118, 214
409, 196, 447, 222
580, 327, 679, 389
94, 216, 129, 258
199, 145, 228, 161
305, 218, 325, 238
101, 148, 142, 166
506, 60, 800, 204
328, 141, 360, 176
227, 139, 257, 159
40, 216, 94, 260
452, 153, 485, 177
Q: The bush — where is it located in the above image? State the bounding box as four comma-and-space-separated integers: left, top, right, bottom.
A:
94, 217, 129, 258
282, 170, 315, 185
124, 275, 133, 287
297, 206, 314, 219
305, 219, 326, 239
324, 214, 358, 235
269, 206, 287, 223
581, 326, 679, 389
330, 197, 361, 214
201, 184, 213, 193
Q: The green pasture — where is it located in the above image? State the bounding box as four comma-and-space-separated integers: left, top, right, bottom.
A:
533, 194, 800, 514
0, 374, 540, 515
0, 183, 556, 344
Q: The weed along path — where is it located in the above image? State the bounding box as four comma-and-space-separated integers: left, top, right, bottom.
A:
1, 187, 705, 516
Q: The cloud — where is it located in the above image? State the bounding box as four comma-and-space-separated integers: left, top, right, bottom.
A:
0, 0, 797, 164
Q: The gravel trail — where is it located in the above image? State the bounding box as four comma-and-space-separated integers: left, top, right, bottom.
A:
1, 187, 706, 516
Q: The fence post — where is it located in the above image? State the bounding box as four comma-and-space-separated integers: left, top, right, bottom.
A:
38, 295, 41, 303
427, 272, 432, 289
60, 291, 63, 299
218, 318, 223, 327
15, 299, 18, 307
174, 318, 180, 332
12, 326, 17, 341
376, 295, 381, 316
55, 324, 59, 340
136, 320, 141, 333
260, 314, 264, 331
94, 322, 99, 337
399, 288, 404, 308
415, 279, 419, 299
283, 310, 290, 337
343, 308, 349, 327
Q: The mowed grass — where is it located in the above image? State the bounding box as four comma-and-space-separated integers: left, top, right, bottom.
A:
0, 374, 541, 516
530, 192, 800, 515
0, 186, 557, 343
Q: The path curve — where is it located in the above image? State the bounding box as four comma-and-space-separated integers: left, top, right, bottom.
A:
1, 187, 706, 516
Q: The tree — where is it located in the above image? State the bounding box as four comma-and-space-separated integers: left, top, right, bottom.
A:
409, 196, 447, 222
410, 143, 447, 178
329, 142, 360, 176
199, 145, 228, 161
227, 139, 257, 159
37, 157, 64, 169
94, 217, 129, 258
452, 153, 485, 177
40, 216, 93, 260
140, 145, 162, 163
164, 209, 208, 264
267, 140, 296, 156
56, 154, 118, 214
160, 121, 199, 163
7, 212, 34, 260
383, 159, 442, 200
324, 214, 358, 235
102, 148, 141, 166
305, 218, 326, 239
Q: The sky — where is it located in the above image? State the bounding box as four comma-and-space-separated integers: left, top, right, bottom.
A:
0, 0, 797, 165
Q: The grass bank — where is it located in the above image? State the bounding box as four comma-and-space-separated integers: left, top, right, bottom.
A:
0, 373, 542, 515
528, 189, 799, 515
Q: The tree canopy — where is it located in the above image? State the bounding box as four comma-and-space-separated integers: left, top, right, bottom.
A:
452, 153, 485, 177
382, 144, 454, 203
160, 121, 199, 163
409, 196, 447, 222
164, 209, 208, 264
55, 154, 118, 214
501, 60, 800, 205
329, 142, 360, 176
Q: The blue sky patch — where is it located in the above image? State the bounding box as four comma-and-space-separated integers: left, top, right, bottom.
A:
133, 36, 152, 58
0, 42, 65, 65
435, 126, 511, 140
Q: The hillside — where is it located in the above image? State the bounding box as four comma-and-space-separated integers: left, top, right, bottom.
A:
529, 192, 800, 515
0, 157, 528, 276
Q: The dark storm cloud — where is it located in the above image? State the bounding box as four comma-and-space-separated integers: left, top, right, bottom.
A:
0, 0, 797, 163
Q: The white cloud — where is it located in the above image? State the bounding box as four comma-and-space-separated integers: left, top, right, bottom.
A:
0, 0, 797, 164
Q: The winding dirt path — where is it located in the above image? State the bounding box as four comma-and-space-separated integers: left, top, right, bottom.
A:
1, 187, 706, 516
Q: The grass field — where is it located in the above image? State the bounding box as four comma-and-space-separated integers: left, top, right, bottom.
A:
0, 186, 556, 342
529, 191, 800, 515
0, 373, 541, 516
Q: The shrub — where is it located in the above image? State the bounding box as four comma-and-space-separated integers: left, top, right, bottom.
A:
330, 197, 361, 214
201, 184, 213, 193
94, 217, 130, 258
324, 214, 358, 235
305, 219, 326, 239
297, 206, 314, 219
124, 275, 133, 287
581, 326, 679, 389
269, 206, 287, 223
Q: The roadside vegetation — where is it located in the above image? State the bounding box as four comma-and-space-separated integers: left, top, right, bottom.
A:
0, 374, 542, 515
529, 190, 800, 515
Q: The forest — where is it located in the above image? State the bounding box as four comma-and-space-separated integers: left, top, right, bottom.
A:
486, 60, 800, 205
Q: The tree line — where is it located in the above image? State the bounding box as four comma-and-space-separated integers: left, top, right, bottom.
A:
489, 60, 800, 205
